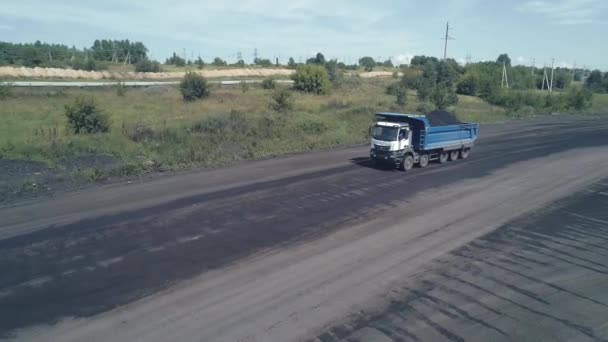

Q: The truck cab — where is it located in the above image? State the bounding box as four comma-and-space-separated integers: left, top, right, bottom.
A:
370, 121, 413, 167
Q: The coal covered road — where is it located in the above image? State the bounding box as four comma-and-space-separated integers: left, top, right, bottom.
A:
1, 117, 608, 341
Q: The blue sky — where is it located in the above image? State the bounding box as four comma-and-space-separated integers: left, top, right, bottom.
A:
1, 0, 606, 69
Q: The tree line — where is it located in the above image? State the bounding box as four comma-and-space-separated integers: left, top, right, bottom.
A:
0, 39, 149, 71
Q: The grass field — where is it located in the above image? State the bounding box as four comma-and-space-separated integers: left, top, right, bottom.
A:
2, 76, 603, 198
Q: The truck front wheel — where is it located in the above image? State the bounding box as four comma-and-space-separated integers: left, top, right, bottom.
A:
439, 151, 449, 164
401, 155, 414, 171
418, 154, 429, 168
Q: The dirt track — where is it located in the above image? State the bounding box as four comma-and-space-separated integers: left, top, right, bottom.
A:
1, 117, 608, 341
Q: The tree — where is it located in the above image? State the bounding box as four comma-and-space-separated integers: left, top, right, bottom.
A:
383, 59, 394, 68
410, 55, 439, 67
287, 57, 296, 69
212, 57, 227, 66
196, 57, 205, 69
585, 70, 604, 92
325, 59, 342, 84
135, 59, 161, 72
291, 64, 331, 95
496, 53, 511, 67
166, 52, 186, 67
235, 59, 246, 67
359, 57, 376, 72
315, 52, 326, 65
254, 58, 272, 67
431, 85, 458, 109
415, 78, 434, 101
180, 72, 210, 101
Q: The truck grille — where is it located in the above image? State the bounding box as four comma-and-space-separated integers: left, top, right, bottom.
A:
374, 144, 390, 151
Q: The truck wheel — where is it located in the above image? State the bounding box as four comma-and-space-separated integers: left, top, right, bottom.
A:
460, 148, 471, 159
439, 152, 449, 164
449, 150, 460, 161
418, 154, 429, 168
401, 155, 414, 171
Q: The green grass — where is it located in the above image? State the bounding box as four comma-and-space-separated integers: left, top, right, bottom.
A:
591, 94, 608, 113
0, 77, 517, 182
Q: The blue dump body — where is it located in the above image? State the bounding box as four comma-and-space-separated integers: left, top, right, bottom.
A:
376, 112, 480, 152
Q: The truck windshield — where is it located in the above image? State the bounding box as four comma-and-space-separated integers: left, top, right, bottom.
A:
373, 126, 399, 141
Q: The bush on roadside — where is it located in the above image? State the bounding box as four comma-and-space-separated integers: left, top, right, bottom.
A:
291, 64, 331, 95
261, 78, 276, 90
64, 96, 110, 134
180, 72, 210, 101
269, 89, 294, 113
0, 83, 13, 100
565, 86, 593, 110
116, 82, 127, 97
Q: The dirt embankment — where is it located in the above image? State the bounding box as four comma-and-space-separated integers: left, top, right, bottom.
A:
0, 66, 401, 80
0, 66, 295, 80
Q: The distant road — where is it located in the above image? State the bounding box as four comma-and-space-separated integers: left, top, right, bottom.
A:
0, 80, 294, 87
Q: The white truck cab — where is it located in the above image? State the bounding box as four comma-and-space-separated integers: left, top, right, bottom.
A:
370, 122, 412, 165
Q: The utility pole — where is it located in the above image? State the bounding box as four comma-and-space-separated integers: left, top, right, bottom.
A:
501, 62, 509, 89
465, 53, 471, 65
124, 51, 130, 65
541, 65, 548, 91
549, 58, 555, 92
531, 58, 536, 75
572, 61, 577, 82
441, 21, 455, 60
48, 50, 53, 62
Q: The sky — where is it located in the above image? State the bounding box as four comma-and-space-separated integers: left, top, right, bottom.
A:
0, 0, 607, 69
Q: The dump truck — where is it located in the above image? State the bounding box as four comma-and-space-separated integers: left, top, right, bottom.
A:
369, 111, 480, 171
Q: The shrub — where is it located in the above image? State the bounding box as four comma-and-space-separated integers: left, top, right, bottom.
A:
0, 83, 13, 100
325, 60, 343, 85
270, 89, 294, 113
261, 78, 276, 89
415, 78, 433, 101
180, 72, 210, 101
565, 86, 593, 110
395, 86, 407, 107
116, 82, 127, 97
416, 102, 434, 114
64, 96, 110, 134
291, 64, 331, 95
430, 86, 458, 110
135, 59, 161, 73
241, 81, 250, 93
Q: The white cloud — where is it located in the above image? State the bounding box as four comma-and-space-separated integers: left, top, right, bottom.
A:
518, 0, 607, 25
516, 56, 529, 65
394, 53, 415, 66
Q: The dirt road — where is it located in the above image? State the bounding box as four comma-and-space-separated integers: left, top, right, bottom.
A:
1, 117, 608, 341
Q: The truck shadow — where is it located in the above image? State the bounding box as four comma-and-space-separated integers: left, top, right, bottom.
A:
349, 157, 398, 171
